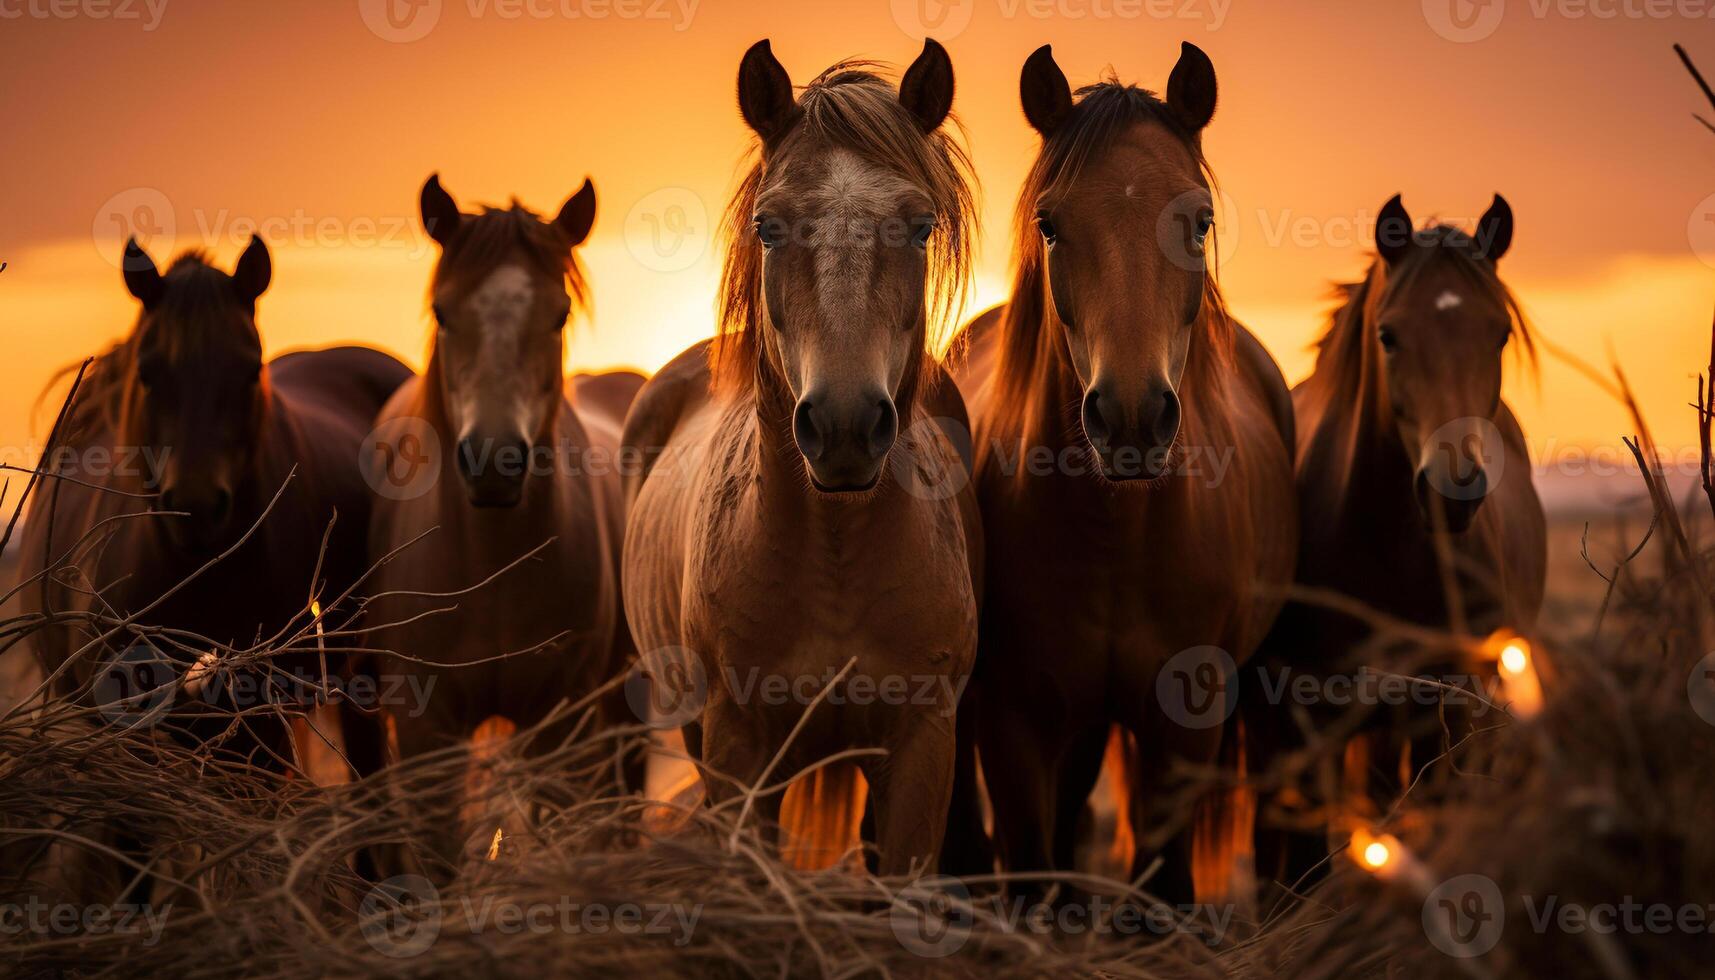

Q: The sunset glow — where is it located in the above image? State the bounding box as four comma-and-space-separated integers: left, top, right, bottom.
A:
3, 5, 1712, 476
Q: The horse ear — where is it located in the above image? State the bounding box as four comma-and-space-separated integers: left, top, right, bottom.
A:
738, 39, 801, 142
1376, 194, 1414, 266
232, 234, 272, 306
1165, 42, 1217, 132
421, 173, 461, 246
122, 237, 163, 310
555, 178, 597, 248
899, 39, 955, 134
1020, 44, 1073, 136
1475, 194, 1513, 262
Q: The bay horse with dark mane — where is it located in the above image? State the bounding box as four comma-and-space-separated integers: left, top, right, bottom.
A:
1253, 195, 1546, 887
948, 43, 1297, 903
621, 39, 982, 875
363, 175, 640, 872
16, 236, 410, 888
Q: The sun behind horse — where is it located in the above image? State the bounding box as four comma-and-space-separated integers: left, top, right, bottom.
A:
947, 43, 1297, 903
362, 175, 642, 875
621, 39, 982, 875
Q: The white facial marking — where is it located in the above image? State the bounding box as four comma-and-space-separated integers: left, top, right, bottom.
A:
461, 264, 537, 437
1435, 290, 1463, 312
808, 149, 918, 330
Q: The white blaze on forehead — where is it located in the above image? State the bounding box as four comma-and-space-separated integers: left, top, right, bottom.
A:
1435, 290, 1464, 312
469, 264, 535, 332
807, 148, 922, 330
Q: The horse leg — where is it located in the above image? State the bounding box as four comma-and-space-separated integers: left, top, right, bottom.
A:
698, 704, 784, 850
390, 714, 470, 882
1125, 714, 1223, 913
863, 719, 955, 878
938, 691, 993, 877
1052, 723, 1111, 874
976, 691, 1060, 901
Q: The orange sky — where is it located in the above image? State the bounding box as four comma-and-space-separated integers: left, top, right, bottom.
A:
3, 0, 1714, 476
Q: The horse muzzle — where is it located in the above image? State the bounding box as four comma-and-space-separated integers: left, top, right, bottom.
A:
793, 391, 897, 494
160, 483, 234, 552
1414, 463, 1488, 533
1081, 382, 1180, 481
456, 434, 529, 508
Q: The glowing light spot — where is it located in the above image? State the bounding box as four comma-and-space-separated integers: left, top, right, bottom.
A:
1362, 840, 1391, 870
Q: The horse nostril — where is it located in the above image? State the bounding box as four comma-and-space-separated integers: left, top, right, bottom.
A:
1081, 389, 1111, 445
1151, 387, 1181, 448
864, 398, 898, 460
793, 400, 826, 462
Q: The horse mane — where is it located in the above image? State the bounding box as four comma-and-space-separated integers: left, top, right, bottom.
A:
983, 78, 1235, 454
711, 60, 978, 396
46, 251, 261, 449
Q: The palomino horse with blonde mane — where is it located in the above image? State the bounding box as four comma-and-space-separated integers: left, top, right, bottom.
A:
1251, 196, 1546, 888
363, 176, 640, 872
17, 237, 409, 890
948, 44, 1297, 902
622, 39, 982, 875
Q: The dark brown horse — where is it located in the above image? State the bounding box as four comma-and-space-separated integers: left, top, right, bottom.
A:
621, 40, 982, 875
362, 175, 639, 872
20, 236, 408, 756
1253, 196, 1546, 887
15, 237, 409, 888
948, 44, 1297, 903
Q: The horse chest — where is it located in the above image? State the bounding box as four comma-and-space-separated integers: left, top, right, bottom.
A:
686, 490, 976, 707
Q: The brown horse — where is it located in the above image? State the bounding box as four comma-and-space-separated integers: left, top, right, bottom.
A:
15, 237, 409, 888
363, 175, 639, 871
948, 44, 1297, 903
621, 39, 982, 876
19, 236, 408, 759
1253, 196, 1546, 886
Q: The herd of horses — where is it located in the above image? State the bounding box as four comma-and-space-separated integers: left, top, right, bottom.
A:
15, 38, 1546, 910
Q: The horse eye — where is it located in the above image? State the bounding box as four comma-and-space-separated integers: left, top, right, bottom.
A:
1378, 327, 1400, 353
432, 305, 449, 328
754, 215, 786, 249
910, 216, 935, 249
1035, 211, 1058, 246
1194, 211, 1214, 244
